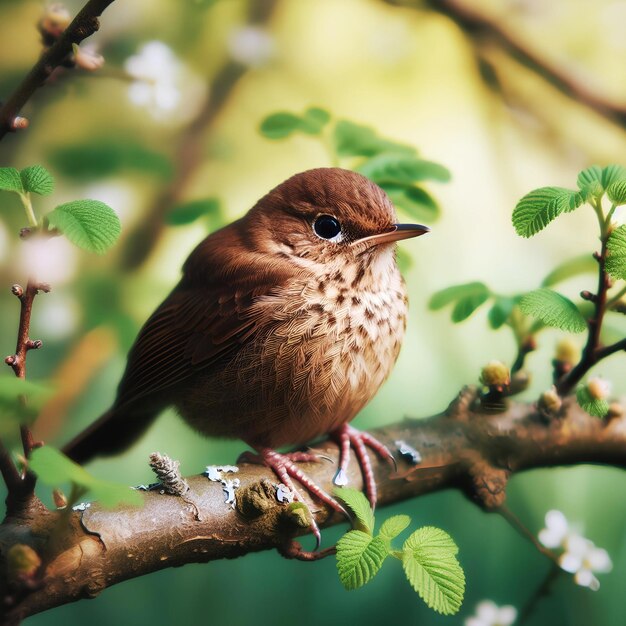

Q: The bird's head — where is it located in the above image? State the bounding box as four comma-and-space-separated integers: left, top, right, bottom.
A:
245, 167, 429, 269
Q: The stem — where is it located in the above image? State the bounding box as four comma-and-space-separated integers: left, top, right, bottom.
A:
0, 0, 117, 141
18, 193, 38, 228
556, 199, 610, 395
518, 564, 561, 624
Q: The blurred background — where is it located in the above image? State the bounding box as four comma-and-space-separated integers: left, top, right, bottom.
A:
1, 0, 626, 624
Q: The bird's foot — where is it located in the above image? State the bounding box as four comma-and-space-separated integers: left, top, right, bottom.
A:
331, 424, 396, 510
238, 448, 346, 548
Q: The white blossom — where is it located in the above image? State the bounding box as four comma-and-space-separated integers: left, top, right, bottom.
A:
227, 26, 274, 67
538, 510, 613, 591
125, 42, 182, 118
33, 292, 80, 340
465, 600, 517, 626
560, 534, 612, 591
17, 235, 78, 286
74, 44, 105, 71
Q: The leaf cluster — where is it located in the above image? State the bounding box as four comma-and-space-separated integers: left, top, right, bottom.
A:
259, 108, 450, 223
334, 488, 465, 616
0, 165, 120, 254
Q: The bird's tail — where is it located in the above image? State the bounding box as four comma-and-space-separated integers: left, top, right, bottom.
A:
62, 407, 158, 465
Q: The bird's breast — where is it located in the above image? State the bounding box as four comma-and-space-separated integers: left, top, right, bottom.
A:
178, 252, 409, 449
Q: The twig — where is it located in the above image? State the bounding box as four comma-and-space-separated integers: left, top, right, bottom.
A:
0, 0, 117, 142
518, 564, 561, 624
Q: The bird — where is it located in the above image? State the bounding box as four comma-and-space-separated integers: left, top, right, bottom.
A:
63, 167, 429, 520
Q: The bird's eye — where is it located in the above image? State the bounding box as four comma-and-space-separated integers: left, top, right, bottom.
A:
313, 215, 343, 241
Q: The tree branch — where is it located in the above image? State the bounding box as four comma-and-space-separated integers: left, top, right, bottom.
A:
1, 393, 625, 622
0, 0, 117, 142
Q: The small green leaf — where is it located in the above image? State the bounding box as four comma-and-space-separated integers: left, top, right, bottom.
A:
0, 376, 53, 427
259, 112, 302, 139
381, 183, 440, 222
336, 530, 388, 590
512, 187, 583, 238
20, 165, 54, 195
0, 167, 24, 193
358, 154, 450, 185
607, 180, 626, 206
379, 515, 411, 542
334, 120, 415, 158
602, 164, 626, 189
606, 225, 626, 280
299, 107, 331, 134
429, 282, 490, 323
576, 386, 609, 418
29, 446, 142, 507
335, 487, 375, 534
519, 288, 586, 333
402, 527, 465, 615
165, 198, 220, 226
577, 165, 603, 199
46, 200, 121, 254
487, 296, 518, 329
541, 254, 598, 287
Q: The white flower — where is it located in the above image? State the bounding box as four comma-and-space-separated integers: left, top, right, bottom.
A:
465, 600, 517, 626
32, 292, 80, 340
17, 235, 78, 286
538, 509, 570, 549
74, 44, 105, 71
125, 42, 182, 117
227, 26, 274, 67
560, 534, 612, 591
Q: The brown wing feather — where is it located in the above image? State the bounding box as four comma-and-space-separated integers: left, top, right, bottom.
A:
113, 218, 297, 411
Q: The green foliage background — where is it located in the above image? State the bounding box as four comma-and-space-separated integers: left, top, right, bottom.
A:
1, 0, 626, 624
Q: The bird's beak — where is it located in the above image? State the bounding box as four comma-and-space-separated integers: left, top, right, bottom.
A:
353, 223, 430, 249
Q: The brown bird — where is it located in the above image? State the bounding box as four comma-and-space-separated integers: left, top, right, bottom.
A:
63, 168, 429, 519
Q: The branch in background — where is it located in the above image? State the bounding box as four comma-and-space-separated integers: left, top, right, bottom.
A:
416, 0, 626, 127
121, 0, 278, 270
2, 396, 626, 621
0, 0, 117, 142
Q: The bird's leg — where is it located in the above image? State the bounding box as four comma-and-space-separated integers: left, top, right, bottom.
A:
238, 447, 347, 548
331, 424, 396, 510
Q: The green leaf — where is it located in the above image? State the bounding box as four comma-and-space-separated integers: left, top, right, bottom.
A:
487, 296, 518, 329
46, 200, 121, 254
519, 288, 586, 333
334, 120, 415, 158
20, 165, 54, 196
358, 154, 450, 185
0, 167, 24, 193
606, 225, 626, 280
429, 282, 491, 322
577, 165, 603, 199
512, 187, 583, 238
259, 112, 302, 139
0, 376, 53, 427
299, 107, 331, 134
607, 179, 626, 206
402, 527, 465, 615
576, 386, 609, 418
602, 164, 626, 189
336, 530, 388, 590
335, 487, 375, 534
381, 183, 440, 222
165, 198, 220, 226
29, 446, 141, 507
379, 515, 411, 542
541, 254, 598, 287
48, 141, 173, 181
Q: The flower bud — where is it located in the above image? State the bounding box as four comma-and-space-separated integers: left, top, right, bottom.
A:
39, 3, 71, 39
539, 386, 562, 413
587, 377, 611, 400
555, 338, 579, 365
7, 544, 41, 581
479, 360, 510, 388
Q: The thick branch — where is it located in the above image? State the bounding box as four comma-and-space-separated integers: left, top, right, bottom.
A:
1, 394, 625, 622
0, 0, 116, 142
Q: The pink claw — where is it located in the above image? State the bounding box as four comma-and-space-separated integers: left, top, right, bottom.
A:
331, 424, 395, 510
